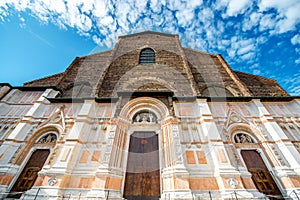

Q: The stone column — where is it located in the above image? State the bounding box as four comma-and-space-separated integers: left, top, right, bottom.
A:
93, 118, 125, 199
161, 117, 193, 199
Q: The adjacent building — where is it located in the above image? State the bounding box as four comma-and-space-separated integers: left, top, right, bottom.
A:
0, 31, 299, 199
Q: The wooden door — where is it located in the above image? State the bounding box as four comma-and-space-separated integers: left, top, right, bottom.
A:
124, 132, 160, 200
8, 149, 50, 199
241, 150, 283, 199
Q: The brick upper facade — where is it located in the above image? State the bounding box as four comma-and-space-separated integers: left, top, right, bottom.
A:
24, 31, 289, 98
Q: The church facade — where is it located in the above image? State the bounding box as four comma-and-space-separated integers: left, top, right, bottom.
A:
0, 31, 299, 199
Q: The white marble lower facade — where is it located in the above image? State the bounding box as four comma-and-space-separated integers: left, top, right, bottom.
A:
0, 88, 299, 199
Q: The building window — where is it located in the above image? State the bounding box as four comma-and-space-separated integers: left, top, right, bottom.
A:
139, 48, 155, 64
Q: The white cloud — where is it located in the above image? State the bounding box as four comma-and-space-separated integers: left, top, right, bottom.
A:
291, 34, 300, 45
259, 14, 276, 31
258, 0, 300, 33
149, 0, 161, 13
237, 43, 255, 55
285, 71, 300, 95
226, 0, 252, 17
259, 0, 297, 11
213, 0, 229, 11
176, 9, 195, 27
41, 0, 66, 14
0, 0, 299, 95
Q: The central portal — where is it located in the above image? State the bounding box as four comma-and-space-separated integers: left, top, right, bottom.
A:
124, 132, 160, 200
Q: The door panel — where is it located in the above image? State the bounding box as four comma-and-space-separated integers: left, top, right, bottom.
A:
241, 150, 282, 198
8, 149, 50, 199
124, 132, 160, 200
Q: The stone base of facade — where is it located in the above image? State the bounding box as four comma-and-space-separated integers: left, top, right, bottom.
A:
11, 188, 271, 200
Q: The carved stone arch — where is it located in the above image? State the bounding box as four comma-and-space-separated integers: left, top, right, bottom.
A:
229, 124, 259, 144
119, 76, 177, 94
119, 97, 170, 123
14, 125, 61, 166
30, 125, 62, 144
8, 126, 61, 198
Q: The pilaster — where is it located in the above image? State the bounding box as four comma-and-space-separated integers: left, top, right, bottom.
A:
161, 117, 193, 199
197, 99, 245, 198
252, 99, 300, 175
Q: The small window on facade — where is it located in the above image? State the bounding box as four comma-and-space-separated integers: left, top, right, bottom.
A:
139, 48, 155, 64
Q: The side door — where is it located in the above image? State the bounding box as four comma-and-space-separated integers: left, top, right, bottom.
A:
8, 149, 50, 198
241, 150, 283, 199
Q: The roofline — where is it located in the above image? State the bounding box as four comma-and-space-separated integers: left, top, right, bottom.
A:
0, 83, 63, 101
0, 83, 12, 87
234, 70, 278, 83
182, 47, 216, 56
82, 49, 114, 58
46, 97, 119, 103
44, 95, 300, 103
0, 83, 62, 92
196, 96, 300, 102
24, 72, 65, 85
118, 31, 179, 39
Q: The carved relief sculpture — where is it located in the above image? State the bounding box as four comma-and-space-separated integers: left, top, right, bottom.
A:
134, 112, 157, 124
38, 133, 57, 144
234, 133, 254, 143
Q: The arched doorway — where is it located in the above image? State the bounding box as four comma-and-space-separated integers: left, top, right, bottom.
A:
123, 132, 160, 200
233, 132, 283, 199
7, 132, 57, 198
118, 97, 169, 200
241, 150, 283, 199
7, 149, 50, 198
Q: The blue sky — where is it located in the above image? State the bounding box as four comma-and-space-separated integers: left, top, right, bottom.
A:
0, 0, 299, 95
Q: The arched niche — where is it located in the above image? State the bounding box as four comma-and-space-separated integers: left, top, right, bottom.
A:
36, 133, 58, 144
233, 132, 256, 144
133, 110, 158, 124
119, 97, 170, 123
228, 123, 261, 144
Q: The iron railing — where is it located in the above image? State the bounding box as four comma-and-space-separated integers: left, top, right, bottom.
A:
0, 189, 299, 200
